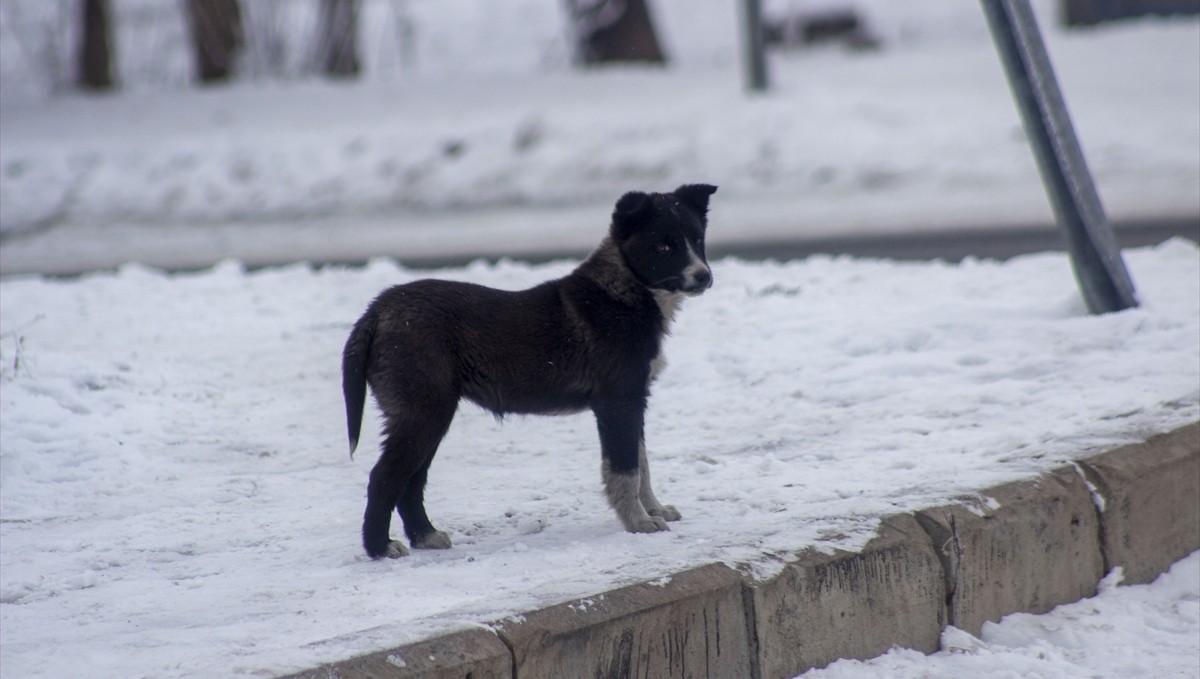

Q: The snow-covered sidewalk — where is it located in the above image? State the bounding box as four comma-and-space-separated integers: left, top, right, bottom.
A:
1, 238, 1197, 677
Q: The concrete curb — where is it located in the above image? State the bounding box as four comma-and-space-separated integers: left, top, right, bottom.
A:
1077, 423, 1200, 586
494, 563, 750, 679
285, 421, 1199, 679
745, 513, 946, 677
914, 465, 1105, 637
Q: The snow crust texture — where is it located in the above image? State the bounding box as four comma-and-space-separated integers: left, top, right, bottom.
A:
1, 240, 1197, 677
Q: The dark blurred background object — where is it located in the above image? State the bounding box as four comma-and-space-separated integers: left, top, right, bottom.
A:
186, 0, 244, 83
77, 0, 114, 90
763, 6, 883, 52
565, 0, 667, 65
1061, 0, 1200, 26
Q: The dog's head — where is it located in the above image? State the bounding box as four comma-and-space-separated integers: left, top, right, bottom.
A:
611, 183, 717, 296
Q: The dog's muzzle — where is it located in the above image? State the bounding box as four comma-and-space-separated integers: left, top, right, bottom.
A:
680, 267, 713, 294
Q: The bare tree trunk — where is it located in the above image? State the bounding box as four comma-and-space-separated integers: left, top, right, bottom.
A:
315, 0, 361, 77
186, 0, 243, 83
77, 0, 114, 90
568, 0, 667, 65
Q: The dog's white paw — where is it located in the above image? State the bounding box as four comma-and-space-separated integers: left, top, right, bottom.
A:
412, 530, 452, 550
650, 504, 682, 522
628, 516, 670, 533
384, 540, 410, 558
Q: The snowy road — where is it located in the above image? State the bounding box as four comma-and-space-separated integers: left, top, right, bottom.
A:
1, 209, 1196, 277
2, 1, 1197, 276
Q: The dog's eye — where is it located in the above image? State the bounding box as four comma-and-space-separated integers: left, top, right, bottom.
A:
656, 243, 672, 254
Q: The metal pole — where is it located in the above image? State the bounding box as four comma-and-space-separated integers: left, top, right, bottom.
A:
739, 0, 769, 92
980, 0, 1138, 314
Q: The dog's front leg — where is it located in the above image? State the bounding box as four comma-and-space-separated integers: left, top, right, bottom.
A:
638, 439, 681, 522
594, 395, 669, 533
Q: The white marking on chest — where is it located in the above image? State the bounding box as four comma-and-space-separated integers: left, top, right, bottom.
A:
653, 289, 684, 327
649, 290, 684, 381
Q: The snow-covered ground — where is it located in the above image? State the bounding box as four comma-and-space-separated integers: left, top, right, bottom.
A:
1, 1, 1198, 677
1, 237, 1197, 677
799, 550, 1200, 679
1, 0, 1197, 273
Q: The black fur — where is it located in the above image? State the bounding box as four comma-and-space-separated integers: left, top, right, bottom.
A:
343, 183, 717, 559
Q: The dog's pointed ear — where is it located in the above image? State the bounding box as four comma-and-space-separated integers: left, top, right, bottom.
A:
674, 184, 717, 216
612, 190, 652, 240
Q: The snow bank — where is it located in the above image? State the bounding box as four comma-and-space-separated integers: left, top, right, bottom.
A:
1, 239, 1197, 677
2, 1, 1197, 239
800, 550, 1200, 679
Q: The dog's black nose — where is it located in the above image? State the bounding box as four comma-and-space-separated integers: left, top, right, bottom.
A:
693, 268, 712, 289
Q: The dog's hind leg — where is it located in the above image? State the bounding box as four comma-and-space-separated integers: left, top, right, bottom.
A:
638, 439, 681, 522
362, 401, 455, 559
398, 447, 453, 550
362, 436, 414, 559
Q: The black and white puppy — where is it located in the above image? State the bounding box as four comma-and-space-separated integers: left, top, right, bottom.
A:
342, 184, 717, 559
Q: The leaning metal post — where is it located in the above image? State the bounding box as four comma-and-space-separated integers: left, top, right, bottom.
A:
739, 0, 769, 92
980, 0, 1138, 314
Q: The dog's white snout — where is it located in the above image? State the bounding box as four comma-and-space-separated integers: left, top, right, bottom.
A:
686, 266, 712, 291
681, 242, 712, 293
679, 264, 712, 295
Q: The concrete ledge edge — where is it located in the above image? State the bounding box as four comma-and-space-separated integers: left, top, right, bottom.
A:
283, 420, 1200, 679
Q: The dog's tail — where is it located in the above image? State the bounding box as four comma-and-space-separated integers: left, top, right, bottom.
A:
342, 312, 376, 458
